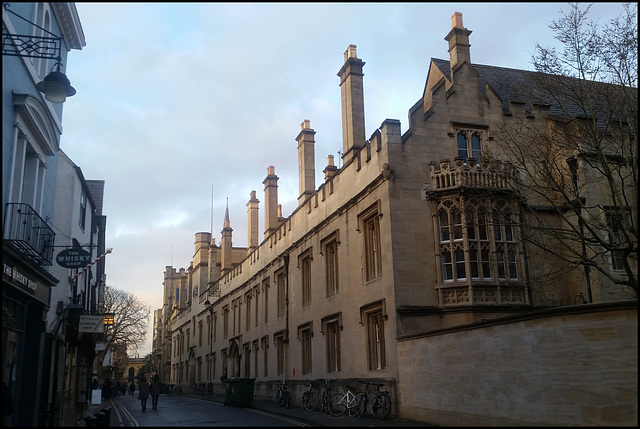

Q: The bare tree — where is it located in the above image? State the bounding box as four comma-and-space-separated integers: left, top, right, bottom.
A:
492, 3, 637, 299
102, 286, 151, 355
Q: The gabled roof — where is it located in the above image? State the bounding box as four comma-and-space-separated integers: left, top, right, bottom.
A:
430, 58, 635, 123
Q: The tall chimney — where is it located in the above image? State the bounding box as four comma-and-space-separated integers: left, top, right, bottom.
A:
208, 236, 220, 284
445, 12, 472, 72
246, 190, 260, 249
337, 44, 366, 161
297, 119, 316, 206
221, 198, 233, 273
263, 166, 279, 237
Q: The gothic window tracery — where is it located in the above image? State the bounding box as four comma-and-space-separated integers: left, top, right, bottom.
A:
437, 198, 521, 284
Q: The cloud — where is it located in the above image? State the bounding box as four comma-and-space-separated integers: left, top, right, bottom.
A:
61, 2, 630, 356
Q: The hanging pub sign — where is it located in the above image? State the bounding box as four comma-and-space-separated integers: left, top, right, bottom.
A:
103, 313, 115, 325
56, 248, 91, 268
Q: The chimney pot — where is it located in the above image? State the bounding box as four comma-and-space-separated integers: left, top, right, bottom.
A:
452, 11, 464, 29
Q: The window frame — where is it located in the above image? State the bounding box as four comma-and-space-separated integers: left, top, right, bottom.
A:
359, 203, 383, 282
321, 313, 342, 373
360, 302, 387, 371
298, 248, 312, 307
455, 128, 485, 163
297, 322, 313, 375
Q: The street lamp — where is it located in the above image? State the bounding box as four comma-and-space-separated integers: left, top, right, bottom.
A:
2, 3, 76, 102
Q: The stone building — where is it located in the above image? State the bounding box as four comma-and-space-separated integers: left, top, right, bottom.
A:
153, 12, 637, 425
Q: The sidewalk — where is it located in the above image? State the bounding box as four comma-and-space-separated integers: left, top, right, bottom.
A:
78, 392, 433, 427
77, 397, 120, 427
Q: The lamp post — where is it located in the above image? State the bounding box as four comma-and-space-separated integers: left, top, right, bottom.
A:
2, 2, 76, 102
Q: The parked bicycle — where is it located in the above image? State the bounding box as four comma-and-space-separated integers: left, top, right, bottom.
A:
276, 380, 290, 408
301, 379, 319, 411
318, 379, 333, 414
354, 380, 392, 419
328, 384, 361, 417
193, 382, 206, 394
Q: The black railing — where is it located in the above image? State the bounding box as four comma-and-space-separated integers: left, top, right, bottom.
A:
3, 202, 55, 266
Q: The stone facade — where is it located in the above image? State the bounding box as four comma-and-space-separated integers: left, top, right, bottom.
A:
152, 12, 637, 425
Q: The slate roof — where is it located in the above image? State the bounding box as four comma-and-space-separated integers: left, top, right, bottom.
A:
430, 58, 635, 124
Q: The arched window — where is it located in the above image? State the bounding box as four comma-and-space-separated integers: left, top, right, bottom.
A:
457, 131, 468, 160
455, 129, 484, 163
471, 133, 482, 160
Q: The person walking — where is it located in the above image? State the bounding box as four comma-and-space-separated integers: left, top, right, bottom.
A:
138, 375, 150, 411
102, 378, 112, 400
150, 375, 162, 410
129, 381, 135, 396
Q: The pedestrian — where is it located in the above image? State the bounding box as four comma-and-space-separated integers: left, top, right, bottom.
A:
220, 371, 227, 384
129, 381, 135, 396
91, 378, 99, 391
113, 380, 121, 397
121, 381, 127, 397
102, 378, 112, 400
138, 375, 149, 411
150, 374, 162, 410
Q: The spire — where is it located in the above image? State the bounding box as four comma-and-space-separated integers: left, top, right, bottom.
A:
224, 197, 230, 228
221, 197, 233, 273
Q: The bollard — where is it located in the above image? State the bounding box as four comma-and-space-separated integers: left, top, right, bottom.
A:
100, 407, 111, 427
94, 411, 106, 427
83, 415, 98, 427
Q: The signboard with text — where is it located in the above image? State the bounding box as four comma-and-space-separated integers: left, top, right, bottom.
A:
78, 315, 104, 333
56, 248, 91, 269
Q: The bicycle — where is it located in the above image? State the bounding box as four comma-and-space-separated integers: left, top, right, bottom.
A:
318, 379, 333, 414
275, 380, 290, 408
355, 380, 392, 419
301, 379, 319, 412
328, 384, 361, 417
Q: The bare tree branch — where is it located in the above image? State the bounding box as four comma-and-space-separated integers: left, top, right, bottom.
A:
102, 286, 151, 355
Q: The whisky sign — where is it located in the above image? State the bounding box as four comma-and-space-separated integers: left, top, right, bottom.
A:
56, 248, 91, 269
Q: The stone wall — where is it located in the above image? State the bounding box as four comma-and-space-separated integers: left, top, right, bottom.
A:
397, 301, 637, 426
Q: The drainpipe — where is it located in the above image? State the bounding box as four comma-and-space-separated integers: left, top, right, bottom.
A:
283, 254, 290, 343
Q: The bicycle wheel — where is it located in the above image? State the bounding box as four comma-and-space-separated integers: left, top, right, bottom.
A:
356, 394, 368, 419
347, 393, 363, 418
328, 393, 347, 416
302, 391, 319, 412
373, 393, 391, 419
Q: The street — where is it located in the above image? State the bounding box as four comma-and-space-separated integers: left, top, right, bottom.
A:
109, 394, 305, 427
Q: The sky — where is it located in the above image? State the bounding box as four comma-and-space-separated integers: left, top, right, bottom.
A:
59, 2, 629, 356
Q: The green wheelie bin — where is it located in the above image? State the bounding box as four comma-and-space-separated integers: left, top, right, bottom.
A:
224, 378, 255, 407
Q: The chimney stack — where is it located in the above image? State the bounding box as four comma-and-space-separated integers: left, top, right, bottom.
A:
323, 155, 338, 181
263, 166, 279, 237
337, 44, 366, 161
445, 12, 472, 72
246, 190, 260, 249
297, 119, 316, 206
